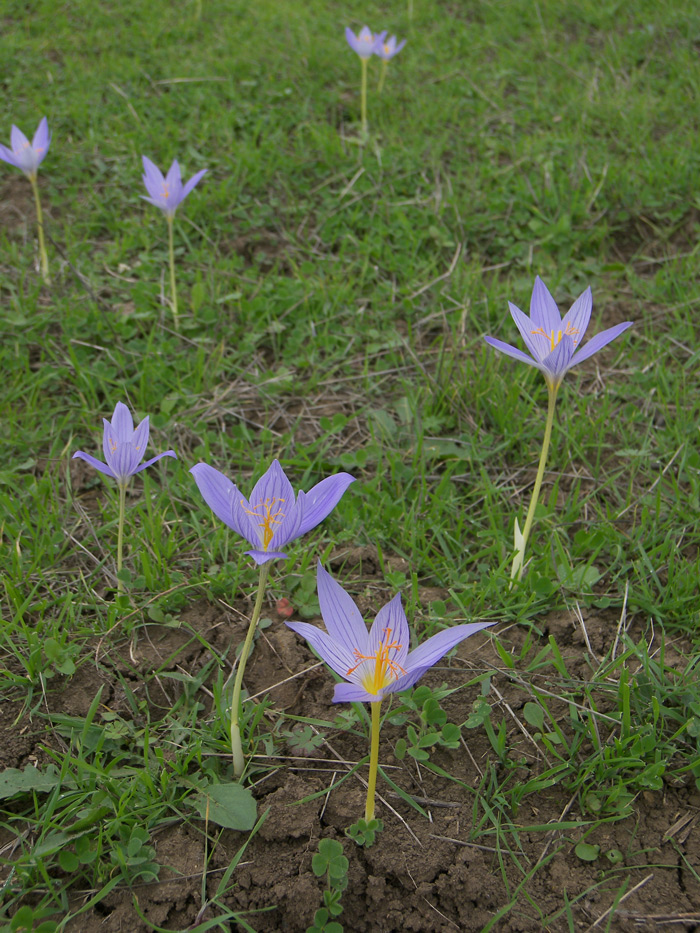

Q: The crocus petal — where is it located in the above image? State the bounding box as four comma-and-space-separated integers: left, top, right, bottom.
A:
530, 275, 562, 332
72, 451, 116, 478
295, 472, 355, 537
0, 144, 21, 169
108, 441, 141, 480
189, 462, 254, 541
560, 286, 593, 346
484, 336, 542, 369
181, 168, 207, 200
130, 414, 150, 456
316, 562, 371, 656
393, 38, 407, 54
132, 450, 177, 473
286, 621, 357, 679
31, 117, 50, 165
333, 682, 377, 703
142, 155, 163, 182
542, 333, 575, 380
245, 548, 289, 564
367, 592, 409, 669
508, 301, 551, 362
164, 159, 182, 191
10, 125, 30, 155
568, 321, 634, 369
110, 402, 134, 441
141, 156, 167, 204
404, 621, 494, 673
345, 26, 358, 50
383, 666, 432, 695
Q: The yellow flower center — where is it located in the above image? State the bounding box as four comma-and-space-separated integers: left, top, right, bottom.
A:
242, 497, 286, 550
347, 627, 407, 696
530, 323, 579, 352
162, 185, 170, 199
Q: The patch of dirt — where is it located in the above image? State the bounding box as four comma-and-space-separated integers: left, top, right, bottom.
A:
2, 572, 700, 932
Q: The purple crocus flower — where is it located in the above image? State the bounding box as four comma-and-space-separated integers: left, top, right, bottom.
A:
484, 276, 633, 392
141, 156, 207, 219
373, 34, 406, 60
287, 564, 495, 703
0, 117, 51, 180
72, 401, 177, 486
345, 25, 382, 60
190, 460, 355, 565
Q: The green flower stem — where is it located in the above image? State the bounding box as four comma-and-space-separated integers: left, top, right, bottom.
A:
231, 561, 271, 778
117, 482, 127, 593
167, 214, 179, 331
365, 700, 382, 821
377, 60, 388, 94
512, 384, 558, 581
29, 175, 50, 284
360, 58, 369, 136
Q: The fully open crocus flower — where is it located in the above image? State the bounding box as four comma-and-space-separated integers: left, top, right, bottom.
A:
141, 156, 207, 219
190, 460, 355, 564
484, 276, 633, 393
288, 564, 495, 703
484, 276, 633, 581
72, 401, 177, 486
373, 34, 406, 61
0, 117, 51, 180
288, 564, 494, 821
345, 25, 381, 59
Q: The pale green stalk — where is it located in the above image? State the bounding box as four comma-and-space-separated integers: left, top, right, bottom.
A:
117, 482, 127, 593
511, 384, 558, 581
167, 214, 179, 331
231, 562, 271, 777
365, 700, 382, 820
29, 175, 50, 284
377, 60, 388, 94
360, 58, 369, 136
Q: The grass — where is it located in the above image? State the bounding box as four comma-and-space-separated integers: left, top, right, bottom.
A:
2, 0, 700, 929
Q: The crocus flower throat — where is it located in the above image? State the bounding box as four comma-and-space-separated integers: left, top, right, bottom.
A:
347, 627, 407, 695
243, 496, 286, 551
531, 322, 579, 353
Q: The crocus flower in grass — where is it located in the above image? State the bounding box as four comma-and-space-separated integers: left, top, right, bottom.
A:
0, 117, 51, 179
190, 459, 355, 776
345, 25, 379, 59
141, 156, 207, 219
484, 276, 633, 581
288, 564, 495, 819
72, 402, 177, 591
345, 26, 385, 136
0, 117, 51, 283
373, 34, 406, 93
141, 156, 207, 331
190, 459, 355, 565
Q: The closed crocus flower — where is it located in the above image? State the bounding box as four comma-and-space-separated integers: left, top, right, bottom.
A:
72, 401, 176, 486
0, 117, 51, 180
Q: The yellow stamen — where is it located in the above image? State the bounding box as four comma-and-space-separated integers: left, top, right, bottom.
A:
530, 323, 579, 352
347, 627, 406, 696
162, 185, 170, 199
242, 497, 286, 550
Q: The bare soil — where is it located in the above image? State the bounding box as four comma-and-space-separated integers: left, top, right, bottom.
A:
1, 575, 699, 933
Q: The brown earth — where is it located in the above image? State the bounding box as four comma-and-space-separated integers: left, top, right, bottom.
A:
1, 575, 699, 933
